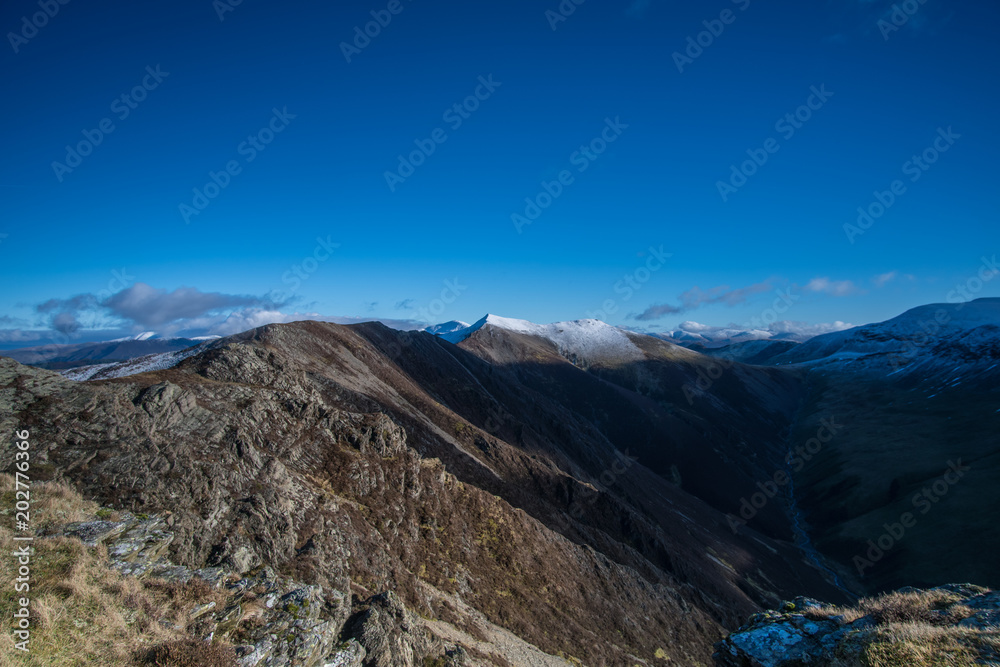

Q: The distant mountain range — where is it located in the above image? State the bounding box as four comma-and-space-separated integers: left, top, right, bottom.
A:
4, 333, 216, 370
650, 325, 818, 349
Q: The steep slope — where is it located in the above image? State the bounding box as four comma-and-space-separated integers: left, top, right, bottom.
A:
444, 316, 810, 544
1, 320, 850, 665
441, 309, 1000, 599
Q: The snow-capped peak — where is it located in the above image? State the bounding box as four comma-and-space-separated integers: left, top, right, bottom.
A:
133, 331, 158, 341
424, 320, 471, 336
440, 314, 644, 363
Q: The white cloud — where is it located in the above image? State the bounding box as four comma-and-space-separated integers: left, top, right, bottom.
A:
677, 321, 715, 333
103, 283, 278, 328
804, 277, 858, 297
873, 271, 898, 287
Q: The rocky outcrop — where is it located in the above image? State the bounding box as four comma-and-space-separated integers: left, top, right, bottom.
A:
47, 509, 480, 667
713, 585, 1000, 667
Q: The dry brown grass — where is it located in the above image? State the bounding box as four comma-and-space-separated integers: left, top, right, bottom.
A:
140, 638, 237, 666
802, 589, 997, 667
805, 589, 976, 626
863, 590, 976, 626
0, 472, 99, 531
854, 623, 980, 667
0, 474, 236, 666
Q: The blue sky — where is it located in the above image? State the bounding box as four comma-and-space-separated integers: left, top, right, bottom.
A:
1, 0, 997, 347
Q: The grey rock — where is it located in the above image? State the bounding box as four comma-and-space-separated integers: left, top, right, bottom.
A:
714, 586, 1000, 667
966, 591, 1000, 611
107, 516, 174, 563
322, 640, 366, 667
60, 519, 131, 546
959, 610, 1000, 631
342, 591, 445, 667
190, 600, 217, 619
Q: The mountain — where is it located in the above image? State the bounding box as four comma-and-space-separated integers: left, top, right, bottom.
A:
769, 298, 1000, 373
652, 326, 780, 349
1, 303, 996, 664
424, 320, 471, 336
650, 325, 818, 350
4, 333, 208, 370
440, 315, 649, 366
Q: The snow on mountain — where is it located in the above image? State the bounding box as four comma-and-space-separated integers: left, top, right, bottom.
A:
650, 321, 848, 349
652, 326, 777, 348
770, 298, 1000, 374
6, 336, 203, 368
107, 331, 159, 342
61, 344, 209, 382
424, 320, 471, 336
441, 314, 645, 363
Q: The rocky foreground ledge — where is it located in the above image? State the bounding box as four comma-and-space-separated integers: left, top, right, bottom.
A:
5, 478, 999, 666
714, 585, 1000, 667
47, 510, 447, 666
34, 506, 1000, 667
0, 487, 482, 667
